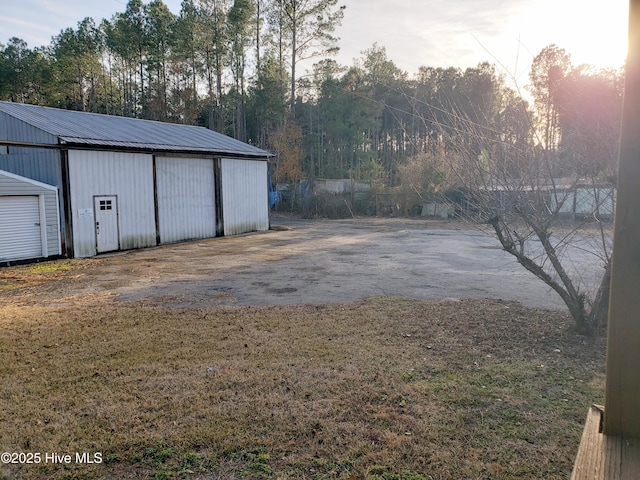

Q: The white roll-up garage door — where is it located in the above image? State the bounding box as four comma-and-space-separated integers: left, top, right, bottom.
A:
156, 157, 216, 244
0, 196, 43, 261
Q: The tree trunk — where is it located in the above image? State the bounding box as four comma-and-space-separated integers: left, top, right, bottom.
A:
489, 216, 598, 335
588, 259, 612, 331
290, 26, 296, 113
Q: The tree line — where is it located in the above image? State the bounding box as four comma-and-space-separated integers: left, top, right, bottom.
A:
0, 1, 623, 192
0, 2, 625, 332
0, 0, 342, 152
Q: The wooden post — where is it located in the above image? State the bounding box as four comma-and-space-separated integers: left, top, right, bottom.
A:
604, 0, 640, 438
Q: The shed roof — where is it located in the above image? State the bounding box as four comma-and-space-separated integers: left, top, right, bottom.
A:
0, 168, 58, 191
0, 101, 272, 158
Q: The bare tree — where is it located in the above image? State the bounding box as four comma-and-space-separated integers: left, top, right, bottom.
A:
437, 62, 622, 335
393, 52, 622, 335
458, 147, 615, 335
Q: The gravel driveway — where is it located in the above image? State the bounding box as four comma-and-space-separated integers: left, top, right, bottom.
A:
3, 215, 594, 311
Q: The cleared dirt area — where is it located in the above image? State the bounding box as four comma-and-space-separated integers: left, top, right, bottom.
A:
1, 215, 582, 309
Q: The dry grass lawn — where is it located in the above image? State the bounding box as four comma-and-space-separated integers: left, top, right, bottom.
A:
0, 294, 606, 480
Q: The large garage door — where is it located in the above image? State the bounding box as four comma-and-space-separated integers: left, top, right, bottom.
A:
156, 157, 216, 244
0, 196, 42, 261
221, 159, 269, 236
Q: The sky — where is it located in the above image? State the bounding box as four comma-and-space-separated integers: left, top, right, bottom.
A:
0, 0, 629, 90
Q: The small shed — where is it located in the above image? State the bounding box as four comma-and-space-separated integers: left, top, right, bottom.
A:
0, 169, 61, 262
0, 101, 273, 261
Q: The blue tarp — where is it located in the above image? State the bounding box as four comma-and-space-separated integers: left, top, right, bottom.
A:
270, 191, 281, 207
268, 170, 281, 207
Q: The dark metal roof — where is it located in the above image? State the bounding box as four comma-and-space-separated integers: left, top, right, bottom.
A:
0, 101, 272, 158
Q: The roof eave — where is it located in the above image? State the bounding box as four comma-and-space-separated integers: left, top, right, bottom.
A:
58, 137, 274, 159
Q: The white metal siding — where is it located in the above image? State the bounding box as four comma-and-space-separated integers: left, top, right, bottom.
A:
552, 186, 616, 218
0, 196, 42, 261
156, 157, 216, 244
221, 158, 269, 236
68, 150, 156, 258
575, 187, 615, 217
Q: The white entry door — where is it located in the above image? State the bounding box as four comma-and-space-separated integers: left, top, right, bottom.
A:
94, 195, 119, 253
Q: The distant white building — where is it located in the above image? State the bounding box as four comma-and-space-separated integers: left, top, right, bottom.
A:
314, 179, 371, 194
550, 181, 615, 219
484, 178, 615, 220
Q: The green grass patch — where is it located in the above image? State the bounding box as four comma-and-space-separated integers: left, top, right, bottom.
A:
21, 261, 76, 275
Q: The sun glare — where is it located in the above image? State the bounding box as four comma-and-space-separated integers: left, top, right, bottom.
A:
580, 2, 628, 68
532, 0, 629, 70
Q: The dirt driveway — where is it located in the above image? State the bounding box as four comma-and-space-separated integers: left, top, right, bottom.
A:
2, 215, 578, 310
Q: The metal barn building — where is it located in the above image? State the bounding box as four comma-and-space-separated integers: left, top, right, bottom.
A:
0, 101, 272, 263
